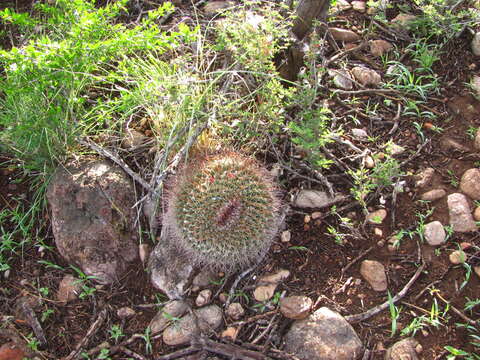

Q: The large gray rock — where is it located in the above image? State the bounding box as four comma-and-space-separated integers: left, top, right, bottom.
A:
448, 193, 477, 232
284, 307, 363, 360
460, 168, 480, 200
47, 161, 138, 284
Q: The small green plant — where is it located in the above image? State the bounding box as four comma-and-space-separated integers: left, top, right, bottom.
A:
165, 151, 281, 270
97, 348, 111, 360
70, 265, 98, 299
387, 291, 401, 337
41, 308, 54, 323
109, 324, 125, 343
467, 126, 478, 139
447, 170, 459, 187
140, 327, 153, 355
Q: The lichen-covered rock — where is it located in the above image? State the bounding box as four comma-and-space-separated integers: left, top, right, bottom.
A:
47, 161, 138, 284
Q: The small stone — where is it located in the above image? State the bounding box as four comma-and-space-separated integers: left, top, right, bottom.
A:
352, 1, 366, 13
472, 76, 480, 99
374, 228, 383, 237
474, 207, 480, 221
192, 268, 219, 291
195, 289, 212, 307
304, 214, 311, 223
254, 269, 290, 301
377, 240, 385, 247
360, 260, 387, 291
149, 300, 189, 335
333, 0, 352, 11
369, 39, 393, 57
474, 129, 480, 150
218, 293, 228, 303
163, 305, 223, 346
352, 128, 368, 139
388, 143, 405, 156
364, 155, 375, 169
284, 307, 363, 360
281, 230, 291, 243
448, 193, 478, 232
420, 189, 446, 201
472, 32, 480, 56
280, 296, 313, 320
221, 327, 239, 340
117, 307, 135, 319
414, 168, 435, 188
460, 168, 480, 200
440, 137, 470, 152
122, 129, 148, 149
391, 13, 417, 27
460, 242, 472, 250
293, 190, 347, 209
449, 250, 467, 265
139, 243, 150, 264
415, 343, 423, 354
329, 69, 353, 90
351, 66, 382, 86
203, 1, 234, 15
367, 209, 387, 224
423, 221, 446, 246
311, 212, 322, 220
57, 274, 81, 304
385, 338, 420, 360
226, 303, 245, 320
0, 342, 26, 360
474, 266, 480, 278
329, 28, 361, 42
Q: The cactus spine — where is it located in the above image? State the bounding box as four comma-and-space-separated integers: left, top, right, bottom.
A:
165, 151, 281, 270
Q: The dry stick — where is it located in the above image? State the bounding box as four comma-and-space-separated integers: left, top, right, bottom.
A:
435, 292, 478, 326
341, 246, 374, 277
118, 346, 148, 360
388, 103, 402, 135
198, 337, 269, 360
225, 265, 256, 307
63, 309, 107, 360
79, 138, 153, 192
345, 262, 426, 324
324, 42, 368, 67
20, 300, 47, 347
156, 346, 200, 360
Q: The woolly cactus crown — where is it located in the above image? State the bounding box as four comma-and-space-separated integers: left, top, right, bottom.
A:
165, 151, 281, 270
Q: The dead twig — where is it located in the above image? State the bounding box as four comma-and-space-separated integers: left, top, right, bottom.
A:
435, 292, 478, 326
20, 300, 47, 347
345, 262, 426, 324
341, 246, 374, 277
388, 103, 402, 135
63, 309, 107, 360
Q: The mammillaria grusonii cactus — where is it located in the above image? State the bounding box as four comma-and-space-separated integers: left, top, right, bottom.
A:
164, 151, 282, 270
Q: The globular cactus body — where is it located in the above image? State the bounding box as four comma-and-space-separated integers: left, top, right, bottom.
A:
165, 151, 281, 270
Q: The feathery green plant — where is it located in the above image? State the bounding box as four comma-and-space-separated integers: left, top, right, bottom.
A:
165, 151, 281, 270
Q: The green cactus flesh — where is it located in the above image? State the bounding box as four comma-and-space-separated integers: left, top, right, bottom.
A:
171, 154, 279, 268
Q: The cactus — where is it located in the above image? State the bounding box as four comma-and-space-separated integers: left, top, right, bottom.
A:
164, 151, 281, 270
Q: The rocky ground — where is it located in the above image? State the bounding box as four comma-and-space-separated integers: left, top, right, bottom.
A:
1, 0, 480, 360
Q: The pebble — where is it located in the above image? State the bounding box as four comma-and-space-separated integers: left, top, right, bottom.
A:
311, 211, 322, 220
254, 269, 290, 302
385, 338, 420, 360
352, 1, 366, 13
391, 13, 417, 26
281, 230, 291, 243
366, 209, 387, 224
226, 303, 245, 320
369, 39, 393, 57
351, 66, 382, 86
364, 155, 375, 169
203, 1, 234, 15
138, 243, 150, 264
472, 32, 480, 56
57, 274, 81, 304
284, 307, 363, 360
449, 250, 466, 265
221, 327, 239, 340
334, 0, 352, 11
117, 307, 136, 319
329, 27, 361, 42
423, 221, 446, 246
149, 300, 189, 335
279, 296, 313, 320
293, 190, 346, 209
420, 189, 446, 201
374, 228, 383, 237
0, 342, 26, 360
460, 168, 480, 200
389, 143, 405, 156
414, 168, 435, 188
329, 69, 353, 90
472, 76, 480, 99
474, 207, 480, 221
474, 129, 480, 150
440, 137, 470, 152
195, 289, 212, 307
163, 305, 223, 346
360, 260, 387, 291
447, 193, 477, 232
352, 128, 368, 139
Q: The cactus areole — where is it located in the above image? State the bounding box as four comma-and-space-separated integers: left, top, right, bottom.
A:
165, 152, 281, 270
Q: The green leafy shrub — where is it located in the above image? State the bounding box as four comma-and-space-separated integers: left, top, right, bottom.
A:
164, 150, 281, 270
